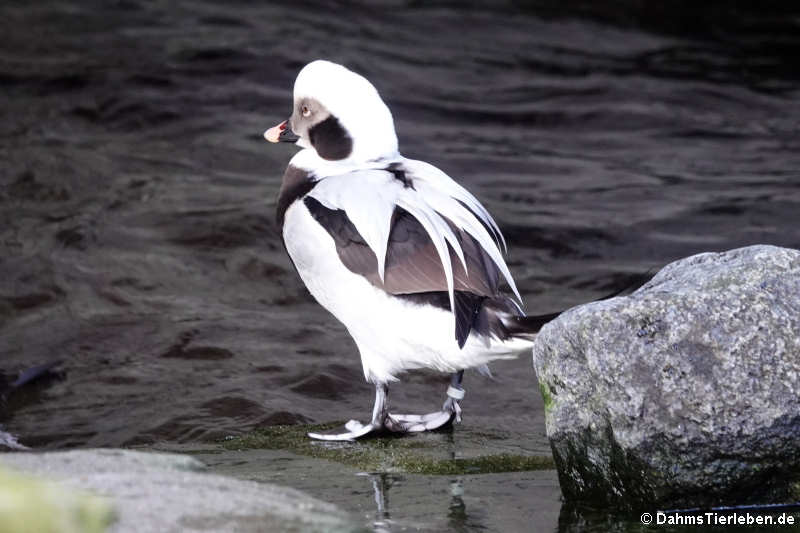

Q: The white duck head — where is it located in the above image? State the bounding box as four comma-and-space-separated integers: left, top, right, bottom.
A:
264, 60, 399, 164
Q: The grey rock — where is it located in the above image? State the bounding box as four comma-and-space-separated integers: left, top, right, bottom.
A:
532, 245, 800, 508
0, 449, 363, 533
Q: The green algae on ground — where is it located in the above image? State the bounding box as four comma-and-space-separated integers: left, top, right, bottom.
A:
406, 454, 555, 475
221, 423, 555, 475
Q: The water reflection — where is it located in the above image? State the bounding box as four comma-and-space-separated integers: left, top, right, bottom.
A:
446, 479, 470, 531
362, 473, 487, 532
363, 473, 393, 532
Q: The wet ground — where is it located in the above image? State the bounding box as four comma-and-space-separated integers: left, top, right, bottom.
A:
161, 438, 800, 533
197, 447, 563, 533
2, 1, 800, 531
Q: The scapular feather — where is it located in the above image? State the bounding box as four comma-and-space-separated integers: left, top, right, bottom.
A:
306, 162, 521, 323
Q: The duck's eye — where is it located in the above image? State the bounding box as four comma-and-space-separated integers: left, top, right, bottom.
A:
301, 105, 311, 117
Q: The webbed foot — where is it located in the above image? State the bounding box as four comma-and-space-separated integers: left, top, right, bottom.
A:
307, 374, 466, 441
308, 419, 380, 441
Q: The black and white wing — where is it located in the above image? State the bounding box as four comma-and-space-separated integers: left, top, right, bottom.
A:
304, 161, 520, 346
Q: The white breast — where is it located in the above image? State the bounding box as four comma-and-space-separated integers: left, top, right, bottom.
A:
282, 200, 528, 383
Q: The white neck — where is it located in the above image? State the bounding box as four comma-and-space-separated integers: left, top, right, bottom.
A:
290, 148, 403, 179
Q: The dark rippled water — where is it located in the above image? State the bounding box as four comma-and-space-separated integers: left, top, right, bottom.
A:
2, 1, 799, 458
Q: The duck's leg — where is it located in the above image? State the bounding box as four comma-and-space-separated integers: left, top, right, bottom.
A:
307, 382, 390, 441
307, 371, 466, 440
443, 369, 464, 423
387, 370, 464, 432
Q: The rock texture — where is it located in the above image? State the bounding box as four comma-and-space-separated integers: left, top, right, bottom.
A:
0, 449, 361, 533
532, 245, 800, 508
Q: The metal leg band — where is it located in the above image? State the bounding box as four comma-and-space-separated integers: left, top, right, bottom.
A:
446, 385, 465, 400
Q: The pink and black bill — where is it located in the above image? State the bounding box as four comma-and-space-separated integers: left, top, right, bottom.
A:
264, 120, 299, 143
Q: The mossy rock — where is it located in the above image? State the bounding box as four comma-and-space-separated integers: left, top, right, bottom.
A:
533, 245, 800, 509
539, 381, 554, 412
221, 422, 555, 475
0, 466, 114, 533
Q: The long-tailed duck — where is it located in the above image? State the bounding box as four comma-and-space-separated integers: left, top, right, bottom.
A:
264, 60, 547, 440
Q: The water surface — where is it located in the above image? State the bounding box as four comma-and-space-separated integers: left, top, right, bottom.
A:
1, 1, 799, 530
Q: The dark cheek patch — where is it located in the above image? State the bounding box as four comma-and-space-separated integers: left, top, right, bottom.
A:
309, 116, 353, 160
